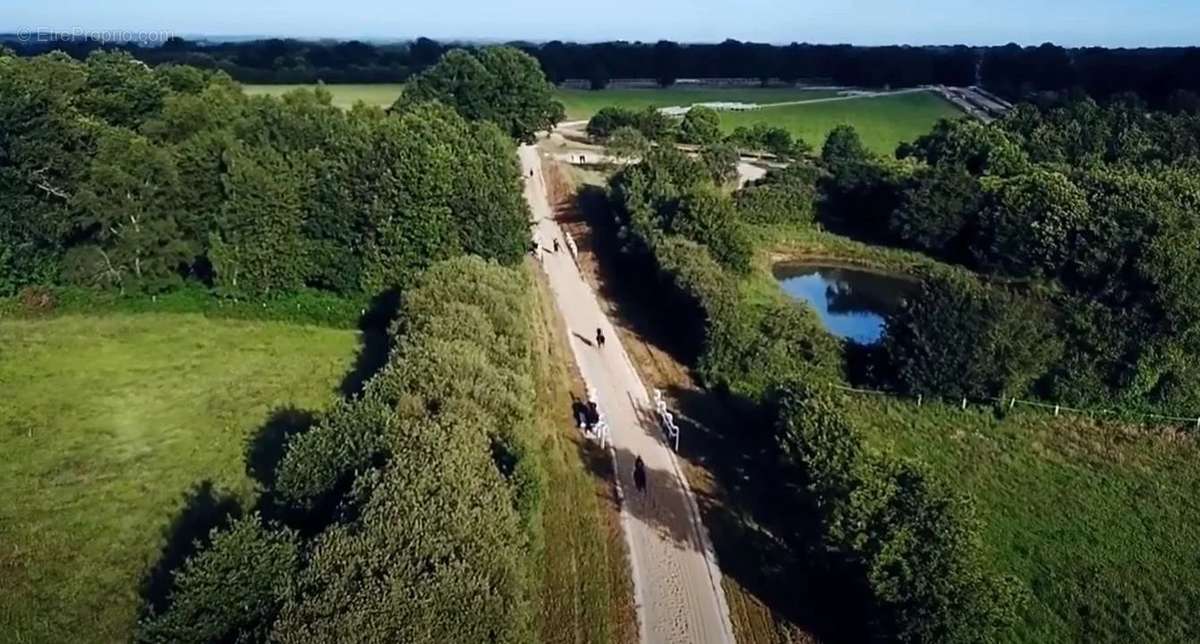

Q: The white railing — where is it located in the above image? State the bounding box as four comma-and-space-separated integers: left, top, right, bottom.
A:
829, 384, 1200, 430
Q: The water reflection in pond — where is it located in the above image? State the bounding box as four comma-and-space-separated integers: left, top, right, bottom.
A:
774, 263, 918, 344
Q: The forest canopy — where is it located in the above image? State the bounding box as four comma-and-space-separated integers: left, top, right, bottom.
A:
0, 47, 544, 300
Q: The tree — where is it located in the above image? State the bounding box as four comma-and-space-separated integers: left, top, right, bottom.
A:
774, 384, 1026, 643
680, 106, 721, 145
888, 165, 982, 256
587, 106, 637, 139
700, 143, 740, 186
77, 50, 167, 129
607, 126, 650, 161
136, 516, 299, 644
209, 143, 308, 295
67, 128, 191, 292
399, 47, 561, 142
822, 124, 870, 172
884, 275, 1062, 400
653, 40, 681, 87
974, 170, 1091, 277
669, 187, 752, 273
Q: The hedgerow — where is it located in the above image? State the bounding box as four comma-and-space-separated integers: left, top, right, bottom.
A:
141, 257, 545, 642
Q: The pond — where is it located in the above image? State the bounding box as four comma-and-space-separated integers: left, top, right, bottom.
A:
774, 263, 918, 344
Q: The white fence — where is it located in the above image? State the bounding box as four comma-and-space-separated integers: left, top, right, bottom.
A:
830, 384, 1200, 430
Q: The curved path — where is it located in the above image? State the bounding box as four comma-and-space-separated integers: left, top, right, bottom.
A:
520, 144, 736, 644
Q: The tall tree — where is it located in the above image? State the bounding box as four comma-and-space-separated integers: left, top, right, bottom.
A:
67, 128, 190, 291
209, 143, 308, 295
400, 47, 562, 142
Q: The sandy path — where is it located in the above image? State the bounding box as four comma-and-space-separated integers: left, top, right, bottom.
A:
520, 144, 736, 644
753, 86, 926, 108
547, 150, 766, 188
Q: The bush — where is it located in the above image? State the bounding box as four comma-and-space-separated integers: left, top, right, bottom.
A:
679, 105, 721, 145
17, 285, 57, 315
157, 257, 544, 641
670, 187, 753, 273
734, 163, 820, 225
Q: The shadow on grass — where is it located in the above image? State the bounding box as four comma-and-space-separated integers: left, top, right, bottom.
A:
138, 481, 242, 617
245, 407, 316, 491
142, 289, 403, 622
339, 288, 401, 397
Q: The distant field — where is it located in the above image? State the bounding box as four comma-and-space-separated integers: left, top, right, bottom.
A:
241, 83, 961, 156
849, 396, 1200, 642
244, 83, 403, 108
0, 314, 357, 643
721, 90, 964, 155
553, 87, 843, 120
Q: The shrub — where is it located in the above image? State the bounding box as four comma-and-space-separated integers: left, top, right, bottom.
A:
734, 163, 820, 225
679, 105, 721, 145
17, 285, 57, 315
669, 187, 753, 273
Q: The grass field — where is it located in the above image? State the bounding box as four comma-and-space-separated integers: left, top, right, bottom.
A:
721, 90, 964, 155
244, 83, 841, 117
845, 396, 1200, 642
244, 83, 404, 108
553, 87, 842, 120
0, 314, 357, 643
242, 83, 961, 154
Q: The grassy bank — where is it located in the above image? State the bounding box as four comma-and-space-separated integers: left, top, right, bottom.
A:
530, 265, 638, 644
0, 314, 357, 643
847, 395, 1200, 642
721, 90, 964, 155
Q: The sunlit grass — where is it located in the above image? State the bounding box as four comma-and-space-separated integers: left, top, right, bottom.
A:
0, 313, 357, 643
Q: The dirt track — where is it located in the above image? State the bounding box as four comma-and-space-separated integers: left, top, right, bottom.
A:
520, 144, 736, 644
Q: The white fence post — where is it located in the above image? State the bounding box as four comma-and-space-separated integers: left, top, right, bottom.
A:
961, 397, 967, 410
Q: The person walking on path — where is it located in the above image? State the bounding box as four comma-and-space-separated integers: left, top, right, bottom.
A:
596, 327, 606, 349
553, 238, 561, 253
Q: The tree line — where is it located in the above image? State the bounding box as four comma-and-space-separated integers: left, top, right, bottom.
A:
0, 46, 560, 305
137, 257, 548, 643
604, 143, 1022, 641
818, 97, 1200, 415
600, 89, 1200, 638
5, 35, 1200, 106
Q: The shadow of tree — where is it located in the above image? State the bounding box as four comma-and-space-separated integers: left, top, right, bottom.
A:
340, 287, 401, 397
138, 481, 242, 618
571, 185, 703, 365
139, 285, 412, 629
563, 177, 872, 639
667, 384, 873, 643
245, 406, 316, 491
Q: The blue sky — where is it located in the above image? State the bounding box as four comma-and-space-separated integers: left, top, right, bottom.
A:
2, 0, 1198, 46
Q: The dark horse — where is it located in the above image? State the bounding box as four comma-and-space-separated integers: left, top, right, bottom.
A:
633, 455, 647, 494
